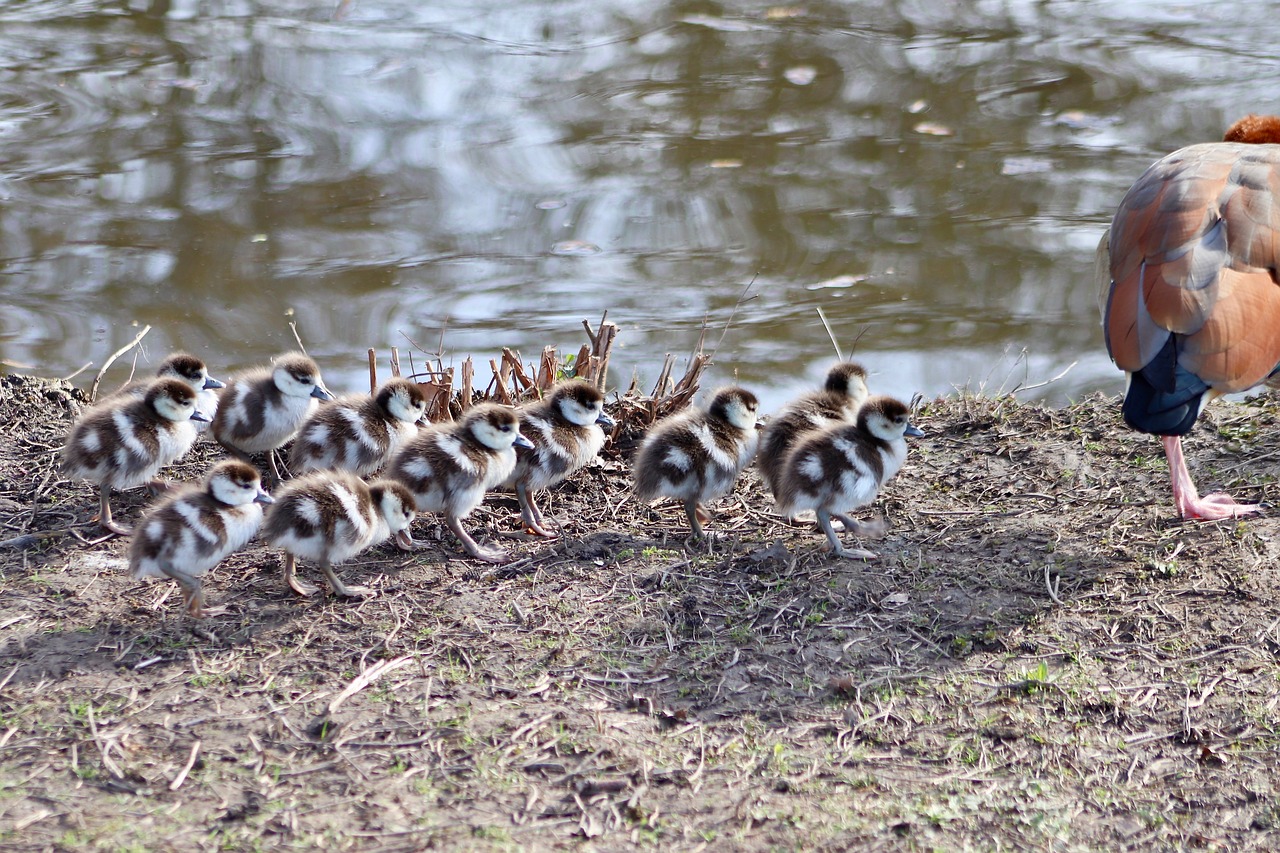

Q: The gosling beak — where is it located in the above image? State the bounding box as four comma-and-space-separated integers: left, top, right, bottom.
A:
191, 409, 211, 423
254, 488, 275, 505
595, 412, 617, 429
905, 424, 925, 438
311, 385, 335, 401
203, 377, 226, 390
514, 432, 535, 450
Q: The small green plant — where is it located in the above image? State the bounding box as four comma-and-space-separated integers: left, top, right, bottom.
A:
471, 824, 512, 842
1006, 661, 1055, 696
555, 355, 577, 381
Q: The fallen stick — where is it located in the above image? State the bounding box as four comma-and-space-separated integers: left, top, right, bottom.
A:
88, 325, 152, 403
169, 739, 202, 791
328, 656, 414, 714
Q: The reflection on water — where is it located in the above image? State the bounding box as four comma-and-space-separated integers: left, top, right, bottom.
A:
2, 0, 1279, 410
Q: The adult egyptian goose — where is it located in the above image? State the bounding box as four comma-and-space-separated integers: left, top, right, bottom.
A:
633, 386, 760, 540
1102, 114, 1280, 520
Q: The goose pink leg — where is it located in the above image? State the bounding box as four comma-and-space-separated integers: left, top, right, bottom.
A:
1164, 436, 1261, 520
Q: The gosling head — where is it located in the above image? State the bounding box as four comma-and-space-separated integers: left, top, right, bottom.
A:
378, 379, 430, 424
370, 480, 418, 533
553, 380, 616, 429
707, 386, 760, 432
206, 460, 274, 506
271, 352, 334, 401
157, 353, 224, 392
858, 395, 925, 443
823, 361, 870, 407
467, 404, 534, 451
147, 379, 205, 423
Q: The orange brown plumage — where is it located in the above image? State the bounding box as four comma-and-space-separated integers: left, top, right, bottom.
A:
1102, 115, 1280, 519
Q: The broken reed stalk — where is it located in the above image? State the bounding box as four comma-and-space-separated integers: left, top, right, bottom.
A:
418, 363, 454, 422
60, 361, 93, 383
574, 344, 593, 381
501, 348, 536, 394
815, 306, 844, 362
489, 358, 511, 405
664, 352, 709, 416
328, 656, 413, 714
650, 355, 676, 400
88, 324, 153, 403
390, 347, 402, 378
169, 740, 201, 791
367, 348, 377, 394
459, 358, 474, 411
288, 321, 308, 355
536, 346, 557, 392
581, 311, 617, 391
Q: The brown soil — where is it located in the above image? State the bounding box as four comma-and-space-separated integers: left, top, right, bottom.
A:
2, 372, 1280, 850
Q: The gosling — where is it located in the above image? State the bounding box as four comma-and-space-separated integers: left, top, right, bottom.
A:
262, 471, 417, 598
758, 361, 868, 499
386, 403, 533, 563
504, 379, 615, 537
633, 386, 760, 540
774, 395, 922, 559
60, 378, 208, 535
129, 460, 274, 618
289, 378, 428, 477
212, 352, 334, 482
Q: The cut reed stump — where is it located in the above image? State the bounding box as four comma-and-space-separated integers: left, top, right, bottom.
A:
363, 313, 709, 456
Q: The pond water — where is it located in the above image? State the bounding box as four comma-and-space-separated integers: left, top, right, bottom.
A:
2, 0, 1278, 410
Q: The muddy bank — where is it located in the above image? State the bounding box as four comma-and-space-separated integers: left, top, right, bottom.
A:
1, 373, 1279, 850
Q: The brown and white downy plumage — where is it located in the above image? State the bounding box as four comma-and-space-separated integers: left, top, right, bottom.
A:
289, 378, 428, 477
262, 471, 416, 598
774, 395, 923, 559
633, 386, 760, 540
60, 378, 209, 535
107, 352, 225, 433
212, 352, 334, 482
386, 403, 533, 563
503, 379, 616, 537
128, 460, 274, 618
758, 361, 869, 499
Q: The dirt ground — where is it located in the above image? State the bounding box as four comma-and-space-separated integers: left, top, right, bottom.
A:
3, 371, 1280, 851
